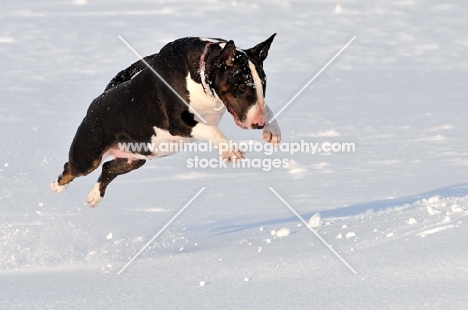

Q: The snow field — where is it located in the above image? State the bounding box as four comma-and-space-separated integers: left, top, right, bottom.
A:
1, 0, 468, 308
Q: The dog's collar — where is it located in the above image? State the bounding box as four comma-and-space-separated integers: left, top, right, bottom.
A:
199, 42, 224, 111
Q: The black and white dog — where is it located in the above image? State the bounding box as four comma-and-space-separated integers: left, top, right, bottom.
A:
50, 35, 281, 207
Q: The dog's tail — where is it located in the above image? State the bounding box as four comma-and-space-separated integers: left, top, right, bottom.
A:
104, 53, 157, 92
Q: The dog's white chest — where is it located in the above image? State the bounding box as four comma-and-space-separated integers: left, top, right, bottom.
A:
186, 73, 226, 126
147, 74, 227, 157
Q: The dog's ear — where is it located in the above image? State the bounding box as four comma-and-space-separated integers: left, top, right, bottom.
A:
219, 40, 236, 67
246, 33, 276, 63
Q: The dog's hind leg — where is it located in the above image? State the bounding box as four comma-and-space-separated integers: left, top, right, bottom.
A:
50, 162, 75, 193
86, 158, 146, 208
50, 157, 102, 193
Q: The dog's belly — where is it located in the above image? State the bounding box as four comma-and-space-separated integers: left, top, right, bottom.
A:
103, 127, 195, 162
149, 127, 194, 157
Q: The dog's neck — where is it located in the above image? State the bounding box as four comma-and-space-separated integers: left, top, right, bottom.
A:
199, 42, 224, 111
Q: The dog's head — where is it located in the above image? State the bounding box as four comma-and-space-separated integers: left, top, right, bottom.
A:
210, 34, 276, 129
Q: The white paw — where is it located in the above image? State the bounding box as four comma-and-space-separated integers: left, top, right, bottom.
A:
86, 183, 103, 208
263, 122, 281, 144
221, 147, 245, 163
50, 181, 69, 193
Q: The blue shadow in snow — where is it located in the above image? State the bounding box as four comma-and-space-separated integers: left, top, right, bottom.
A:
211, 183, 468, 235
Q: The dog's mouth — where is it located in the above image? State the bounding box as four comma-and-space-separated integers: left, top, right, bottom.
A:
227, 106, 248, 129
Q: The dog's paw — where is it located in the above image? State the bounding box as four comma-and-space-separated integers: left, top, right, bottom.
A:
50, 181, 69, 193
263, 123, 281, 144
86, 183, 103, 208
221, 147, 245, 163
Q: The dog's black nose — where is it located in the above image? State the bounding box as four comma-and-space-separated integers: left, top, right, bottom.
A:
251, 123, 264, 129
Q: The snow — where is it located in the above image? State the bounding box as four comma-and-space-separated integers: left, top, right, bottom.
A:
275, 227, 291, 237
417, 225, 454, 238
427, 205, 437, 215
308, 212, 322, 228
2, 0, 468, 309
345, 232, 357, 239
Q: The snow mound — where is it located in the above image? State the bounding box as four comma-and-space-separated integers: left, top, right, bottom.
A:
308, 213, 321, 228
275, 228, 291, 237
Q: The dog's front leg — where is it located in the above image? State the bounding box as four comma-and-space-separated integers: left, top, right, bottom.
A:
191, 123, 244, 162
263, 105, 281, 144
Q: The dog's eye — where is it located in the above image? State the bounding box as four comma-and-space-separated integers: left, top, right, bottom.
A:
238, 84, 248, 93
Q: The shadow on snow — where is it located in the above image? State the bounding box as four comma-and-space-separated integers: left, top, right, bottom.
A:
211, 183, 468, 234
